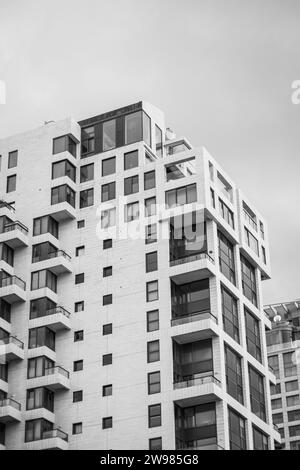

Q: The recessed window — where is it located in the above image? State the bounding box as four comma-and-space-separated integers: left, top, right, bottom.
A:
146, 251, 158, 273
125, 112, 142, 145
147, 340, 160, 363
103, 266, 112, 277
145, 197, 156, 217
102, 384, 112, 397
103, 294, 112, 306
102, 354, 112, 366
124, 175, 139, 195
124, 150, 138, 170
102, 417, 112, 429
80, 188, 94, 208
103, 323, 112, 335
6, 175, 16, 193
102, 157, 116, 176
75, 301, 84, 312
51, 184, 75, 208
81, 127, 95, 156
149, 437, 162, 450
33, 215, 58, 238
148, 404, 161, 428
75, 273, 85, 285
148, 371, 161, 394
125, 201, 139, 222
8, 150, 18, 169
80, 163, 94, 183
165, 183, 197, 208
145, 224, 157, 244
103, 119, 116, 151
73, 390, 83, 403
144, 171, 155, 190
74, 330, 84, 342
147, 310, 159, 332
146, 280, 159, 302
72, 422, 82, 435
73, 360, 83, 372
77, 220, 85, 229
101, 208, 116, 229
103, 239, 112, 250
76, 246, 85, 257
101, 182, 116, 202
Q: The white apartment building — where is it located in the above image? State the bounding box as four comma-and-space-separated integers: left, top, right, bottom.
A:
265, 300, 300, 450
0, 101, 280, 450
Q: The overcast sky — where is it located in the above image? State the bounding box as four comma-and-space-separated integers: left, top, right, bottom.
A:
0, 0, 299, 305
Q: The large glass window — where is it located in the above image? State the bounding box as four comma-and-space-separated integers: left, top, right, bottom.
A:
32, 242, 57, 263
80, 163, 94, 183
225, 346, 244, 404
245, 308, 262, 363
218, 231, 236, 285
143, 112, 151, 147
252, 426, 268, 450
25, 418, 53, 443
228, 408, 247, 450
249, 366, 266, 421
103, 119, 116, 151
51, 184, 75, 208
33, 215, 58, 238
0, 299, 11, 323
221, 286, 239, 343
0, 242, 14, 266
241, 255, 257, 307
30, 297, 56, 319
80, 188, 94, 208
53, 135, 77, 157
125, 111, 142, 145
52, 160, 76, 182
31, 270, 57, 293
28, 327, 55, 351
165, 184, 197, 208
81, 126, 95, 156
27, 356, 54, 379
155, 125, 163, 157
26, 387, 54, 412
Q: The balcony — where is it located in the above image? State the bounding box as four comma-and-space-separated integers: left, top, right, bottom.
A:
0, 336, 24, 361
178, 442, 224, 450
0, 201, 15, 220
34, 250, 72, 275
170, 251, 214, 267
27, 366, 70, 391
29, 306, 71, 331
24, 429, 69, 450
171, 311, 219, 343
173, 372, 223, 407
0, 221, 29, 248
0, 398, 21, 423
0, 276, 26, 303
170, 252, 215, 284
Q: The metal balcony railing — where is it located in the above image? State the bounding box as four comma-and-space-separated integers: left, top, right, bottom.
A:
173, 371, 221, 389
0, 398, 21, 411
0, 275, 26, 290
33, 249, 71, 264
31, 306, 71, 320
170, 252, 214, 267
42, 428, 69, 442
171, 311, 218, 327
0, 335, 24, 349
0, 200, 15, 212
44, 366, 69, 379
4, 221, 29, 235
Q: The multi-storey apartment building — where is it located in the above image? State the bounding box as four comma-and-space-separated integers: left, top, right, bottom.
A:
265, 300, 300, 450
0, 101, 280, 450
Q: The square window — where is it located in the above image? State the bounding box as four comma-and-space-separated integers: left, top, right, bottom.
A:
77, 220, 85, 229
103, 239, 112, 250
102, 157, 116, 176
75, 301, 84, 312
103, 294, 112, 306
76, 246, 85, 257
101, 182, 116, 202
75, 273, 85, 284
103, 384, 112, 397
148, 404, 161, 428
103, 266, 112, 277
147, 310, 159, 332
124, 150, 138, 170
73, 390, 83, 403
8, 150, 18, 169
124, 175, 139, 195
102, 417, 112, 429
80, 163, 94, 183
145, 224, 157, 244
146, 251, 158, 273
147, 340, 160, 363
7, 175, 16, 193
149, 437, 162, 450
103, 353, 112, 366
103, 323, 112, 335
74, 360, 83, 372
144, 171, 155, 190
146, 280, 159, 302
74, 330, 84, 342
148, 371, 161, 394
72, 422, 82, 435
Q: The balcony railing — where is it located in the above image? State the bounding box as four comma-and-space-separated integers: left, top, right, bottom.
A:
0, 335, 24, 349
170, 252, 214, 267
0, 398, 21, 411
174, 371, 221, 389
0, 200, 15, 212
0, 276, 26, 290
171, 311, 218, 327
33, 249, 71, 264
4, 221, 29, 235
179, 442, 224, 450
31, 306, 71, 320
42, 428, 68, 442
44, 366, 69, 379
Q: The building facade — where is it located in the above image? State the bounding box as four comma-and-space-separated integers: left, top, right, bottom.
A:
265, 300, 300, 450
0, 101, 279, 450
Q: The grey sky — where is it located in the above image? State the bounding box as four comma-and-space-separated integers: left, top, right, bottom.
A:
0, 0, 299, 304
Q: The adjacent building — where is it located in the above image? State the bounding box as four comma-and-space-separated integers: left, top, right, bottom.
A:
265, 300, 300, 450
0, 101, 280, 449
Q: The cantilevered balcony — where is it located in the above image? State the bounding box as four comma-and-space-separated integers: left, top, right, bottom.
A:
0, 336, 24, 361
0, 201, 15, 221
27, 366, 70, 391
50, 184, 76, 221
0, 275, 26, 303
24, 428, 69, 450
33, 248, 72, 275
0, 221, 29, 248
0, 398, 21, 423
29, 306, 71, 331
